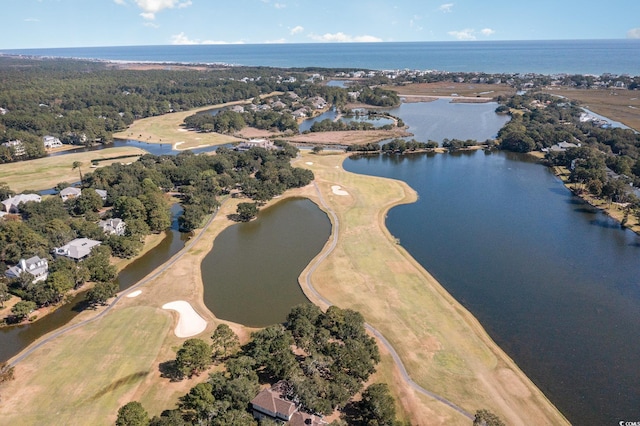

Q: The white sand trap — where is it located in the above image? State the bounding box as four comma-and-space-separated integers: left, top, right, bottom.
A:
178, 129, 188, 132
331, 185, 349, 196
162, 301, 207, 338
305, 162, 313, 165
126, 290, 142, 298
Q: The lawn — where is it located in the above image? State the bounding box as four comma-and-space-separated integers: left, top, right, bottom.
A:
0, 147, 146, 193
0, 306, 171, 426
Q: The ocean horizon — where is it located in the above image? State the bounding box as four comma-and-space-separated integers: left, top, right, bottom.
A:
2, 39, 639, 76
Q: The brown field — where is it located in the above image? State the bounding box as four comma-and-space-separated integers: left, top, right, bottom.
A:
543, 87, 640, 131
383, 82, 517, 100
286, 128, 412, 145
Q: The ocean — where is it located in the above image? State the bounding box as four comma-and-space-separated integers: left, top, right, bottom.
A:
1, 39, 639, 75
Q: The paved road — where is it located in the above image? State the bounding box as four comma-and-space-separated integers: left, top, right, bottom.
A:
308, 182, 473, 420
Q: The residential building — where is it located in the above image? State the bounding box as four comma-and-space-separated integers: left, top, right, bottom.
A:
5, 256, 49, 284
2, 140, 26, 156
59, 187, 82, 202
1, 193, 41, 213
94, 189, 108, 202
98, 218, 126, 236
53, 238, 101, 261
235, 139, 276, 151
43, 135, 62, 149
250, 385, 326, 426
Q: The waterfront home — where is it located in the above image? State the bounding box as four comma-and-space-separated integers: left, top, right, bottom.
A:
98, 218, 126, 236
250, 385, 326, 425
235, 138, 276, 151
5, 256, 49, 284
542, 141, 581, 153
43, 135, 62, 149
1, 140, 26, 156
53, 238, 101, 261
1, 193, 41, 213
59, 186, 82, 202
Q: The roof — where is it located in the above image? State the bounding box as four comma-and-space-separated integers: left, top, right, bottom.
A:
54, 238, 101, 260
251, 388, 297, 421
94, 189, 107, 199
60, 187, 82, 197
6, 256, 48, 279
2, 193, 42, 211
289, 411, 327, 426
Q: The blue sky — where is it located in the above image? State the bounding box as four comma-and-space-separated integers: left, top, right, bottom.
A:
3, 0, 640, 49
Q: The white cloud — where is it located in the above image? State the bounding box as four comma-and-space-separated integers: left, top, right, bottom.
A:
448, 29, 476, 40
309, 32, 382, 43
113, 0, 127, 5
24, 18, 40, 22
627, 28, 640, 39
264, 38, 287, 44
133, 0, 192, 20
439, 3, 454, 12
480, 28, 495, 36
274, 2, 286, 8
290, 25, 304, 35
170, 32, 244, 45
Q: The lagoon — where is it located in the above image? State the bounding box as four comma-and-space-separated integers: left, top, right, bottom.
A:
344, 150, 640, 426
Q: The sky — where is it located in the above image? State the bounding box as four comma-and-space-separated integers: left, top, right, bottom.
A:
2, 0, 640, 49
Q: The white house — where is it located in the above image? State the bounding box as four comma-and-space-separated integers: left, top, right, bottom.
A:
53, 238, 101, 261
59, 187, 82, 202
6, 256, 49, 284
235, 139, 275, 151
43, 135, 62, 149
1, 193, 41, 213
98, 218, 126, 236
2, 140, 26, 156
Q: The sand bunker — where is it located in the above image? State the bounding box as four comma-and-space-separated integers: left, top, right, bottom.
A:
162, 301, 207, 338
126, 290, 142, 298
305, 162, 313, 165
331, 185, 349, 196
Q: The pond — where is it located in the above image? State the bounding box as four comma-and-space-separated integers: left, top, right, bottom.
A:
298, 108, 395, 133
201, 198, 331, 327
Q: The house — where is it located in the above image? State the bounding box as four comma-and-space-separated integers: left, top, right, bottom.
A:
60, 187, 82, 202
5, 256, 49, 284
542, 141, 581, 153
53, 238, 101, 261
229, 105, 245, 113
98, 218, 126, 236
250, 385, 326, 426
251, 388, 297, 423
2, 140, 26, 156
1, 193, 41, 213
43, 135, 63, 149
292, 108, 308, 119
235, 139, 276, 151
94, 189, 108, 202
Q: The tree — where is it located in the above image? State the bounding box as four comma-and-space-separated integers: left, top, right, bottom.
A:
116, 401, 150, 426
211, 323, 240, 361
353, 383, 397, 426
312, 145, 324, 154
236, 202, 258, 222
72, 161, 84, 184
0, 279, 11, 308
473, 409, 506, 426
11, 300, 36, 321
178, 382, 217, 424
175, 338, 212, 379
0, 362, 15, 384
85, 281, 118, 307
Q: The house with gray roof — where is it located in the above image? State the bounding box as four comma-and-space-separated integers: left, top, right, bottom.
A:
98, 218, 126, 236
1, 193, 41, 213
53, 238, 101, 261
5, 256, 49, 284
250, 385, 326, 425
60, 187, 82, 202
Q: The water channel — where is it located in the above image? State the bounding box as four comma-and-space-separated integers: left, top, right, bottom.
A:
0, 204, 188, 363
200, 197, 331, 327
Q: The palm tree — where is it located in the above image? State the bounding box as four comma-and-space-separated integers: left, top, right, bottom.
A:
72, 161, 83, 184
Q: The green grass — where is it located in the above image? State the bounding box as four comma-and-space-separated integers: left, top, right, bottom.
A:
0, 306, 170, 426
